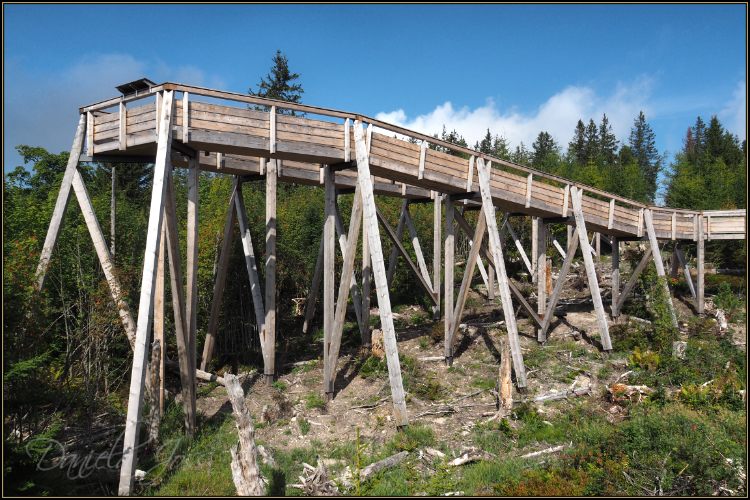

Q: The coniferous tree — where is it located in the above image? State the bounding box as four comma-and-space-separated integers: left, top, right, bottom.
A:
583, 118, 599, 163
628, 111, 662, 202
531, 131, 559, 172
569, 119, 586, 166
599, 113, 619, 166
249, 50, 305, 116
512, 142, 530, 166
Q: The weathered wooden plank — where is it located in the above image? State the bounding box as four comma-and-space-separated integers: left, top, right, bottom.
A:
362, 213, 372, 344
447, 207, 487, 351
613, 247, 653, 315
525, 173, 533, 208
201, 179, 238, 371
644, 209, 677, 327
344, 118, 350, 162
404, 206, 433, 292
182, 92, 189, 143
432, 194, 442, 319
164, 168, 195, 436
323, 165, 335, 395
562, 184, 570, 217
36, 114, 87, 292
675, 246, 696, 299
386, 199, 409, 288
466, 156, 475, 192
269, 106, 277, 154
418, 140, 427, 180
536, 218, 547, 342
697, 215, 705, 315
540, 228, 580, 339
265, 159, 277, 384
326, 186, 363, 396
531, 217, 538, 283
570, 186, 612, 351
608, 199, 615, 229
611, 236, 620, 318
476, 158, 527, 387
333, 198, 364, 333
507, 219, 534, 275
154, 221, 166, 414
235, 186, 267, 360
119, 102, 127, 151
354, 120, 408, 426
186, 155, 198, 418
118, 90, 173, 496
637, 208, 644, 238
71, 168, 137, 347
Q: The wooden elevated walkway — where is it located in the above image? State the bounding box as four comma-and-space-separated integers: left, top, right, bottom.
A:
35, 82, 745, 494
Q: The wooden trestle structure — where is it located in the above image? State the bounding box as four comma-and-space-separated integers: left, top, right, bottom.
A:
33, 81, 746, 495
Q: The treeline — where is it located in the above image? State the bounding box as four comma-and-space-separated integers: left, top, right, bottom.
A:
430, 112, 746, 209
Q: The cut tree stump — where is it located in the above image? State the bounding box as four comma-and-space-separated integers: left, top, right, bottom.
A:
225, 373, 266, 496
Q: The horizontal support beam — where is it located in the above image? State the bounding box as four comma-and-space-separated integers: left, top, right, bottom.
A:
462, 206, 482, 212
79, 154, 155, 163
329, 161, 356, 172
407, 197, 434, 205
336, 188, 356, 195
238, 174, 266, 183
171, 140, 197, 158
542, 216, 575, 224
449, 191, 481, 201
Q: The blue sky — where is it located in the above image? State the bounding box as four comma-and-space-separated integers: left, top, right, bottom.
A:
4, 4, 746, 192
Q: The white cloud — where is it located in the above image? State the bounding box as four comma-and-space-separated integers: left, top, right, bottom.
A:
719, 81, 746, 140
374, 76, 655, 153
4, 54, 226, 171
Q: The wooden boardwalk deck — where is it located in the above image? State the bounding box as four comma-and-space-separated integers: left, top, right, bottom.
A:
83, 82, 746, 242
36, 81, 745, 495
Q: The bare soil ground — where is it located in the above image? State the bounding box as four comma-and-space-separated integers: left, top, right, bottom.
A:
182, 254, 745, 475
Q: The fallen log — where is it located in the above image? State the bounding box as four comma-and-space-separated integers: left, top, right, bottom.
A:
448, 448, 495, 466
336, 451, 409, 489
513, 386, 590, 404
520, 444, 565, 459
225, 374, 266, 496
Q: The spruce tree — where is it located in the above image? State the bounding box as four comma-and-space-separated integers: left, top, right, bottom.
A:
569, 119, 586, 166
249, 50, 305, 116
628, 111, 662, 202
583, 118, 599, 163
531, 131, 558, 172
599, 113, 618, 166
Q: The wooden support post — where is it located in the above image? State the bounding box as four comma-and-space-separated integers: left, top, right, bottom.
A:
696, 213, 706, 316
595, 232, 601, 263
265, 159, 277, 385
119, 90, 173, 496
466, 156, 475, 192
362, 213, 372, 345
354, 120, 408, 427
386, 199, 408, 289
697, 215, 705, 315
475, 158, 527, 387
154, 222, 166, 414
344, 118, 350, 162
164, 169, 195, 436
570, 186, 612, 352
235, 187, 267, 364
675, 245, 697, 299
525, 174, 533, 208
444, 195, 455, 362
613, 247, 653, 315
608, 199, 615, 230
562, 185, 570, 217
201, 180, 238, 371
644, 210, 677, 327
186, 156, 198, 415
119, 101, 127, 150
71, 168, 137, 347
36, 114, 87, 292
269, 106, 277, 153
405, 206, 433, 291
87, 111, 94, 156
447, 208, 486, 349
536, 218, 547, 343
611, 236, 620, 318
671, 212, 677, 240
465, 212, 491, 294
540, 228, 580, 339
111, 165, 116, 258
418, 140, 427, 180
567, 225, 573, 252
432, 193, 441, 319
326, 186, 363, 398
182, 91, 189, 144
334, 200, 364, 333
323, 164, 335, 398
303, 236, 324, 335
637, 208, 644, 238
531, 217, 538, 283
